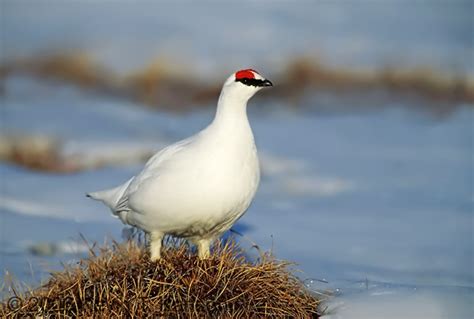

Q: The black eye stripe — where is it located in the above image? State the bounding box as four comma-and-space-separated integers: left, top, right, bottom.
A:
236, 77, 266, 87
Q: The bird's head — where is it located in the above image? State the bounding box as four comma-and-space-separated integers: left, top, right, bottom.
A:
221, 69, 273, 101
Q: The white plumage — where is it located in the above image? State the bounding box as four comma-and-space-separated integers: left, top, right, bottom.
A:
87, 69, 272, 260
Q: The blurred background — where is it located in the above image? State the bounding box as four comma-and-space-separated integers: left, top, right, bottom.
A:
1, 1, 472, 318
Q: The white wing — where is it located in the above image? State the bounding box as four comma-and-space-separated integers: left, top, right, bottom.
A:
112, 136, 195, 216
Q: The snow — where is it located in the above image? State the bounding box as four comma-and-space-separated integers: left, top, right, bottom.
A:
2, 1, 473, 75
325, 287, 474, 319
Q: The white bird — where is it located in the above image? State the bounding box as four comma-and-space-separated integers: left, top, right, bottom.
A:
87, 69, 272, 260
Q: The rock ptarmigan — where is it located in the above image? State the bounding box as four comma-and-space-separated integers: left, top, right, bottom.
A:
87, 69, 272, 260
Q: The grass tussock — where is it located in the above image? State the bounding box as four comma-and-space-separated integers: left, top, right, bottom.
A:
0, 240, 322, 318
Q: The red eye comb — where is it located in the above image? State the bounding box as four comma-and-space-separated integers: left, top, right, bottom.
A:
235, 69, 259, 80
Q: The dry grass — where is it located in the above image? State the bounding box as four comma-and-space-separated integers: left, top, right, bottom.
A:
0, 135, 80, 173
125, 59, 207, 111
6, 53, 108, 89
0, 240, 322, 318
2, 53, 472, 111
278, 57, 474, 104
1, 54, 472, 172
0, 135, 156, 173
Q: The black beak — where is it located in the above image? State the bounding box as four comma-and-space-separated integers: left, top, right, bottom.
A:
261, 79, 273, 87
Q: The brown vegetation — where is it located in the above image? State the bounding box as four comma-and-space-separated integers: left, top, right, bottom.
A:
125, 59, 208, 111
279, 57, 474, 102
1, 240, 322, 318
0, 135, 155, 173
1, 53, 472, 172
3, 53, 106, 89
0, 135, 80, 173
2, 53, 473, 112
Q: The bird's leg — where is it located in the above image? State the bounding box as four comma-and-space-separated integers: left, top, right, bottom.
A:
149, 231, 164, 261
197, 238, 212, 259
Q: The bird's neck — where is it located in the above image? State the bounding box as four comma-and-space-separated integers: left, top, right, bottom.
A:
212, 90, 250, 130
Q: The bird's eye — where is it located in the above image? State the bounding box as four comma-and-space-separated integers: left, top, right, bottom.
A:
236, 77, 256, 86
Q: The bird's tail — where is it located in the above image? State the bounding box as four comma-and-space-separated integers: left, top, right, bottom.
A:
86, 177, 134, 211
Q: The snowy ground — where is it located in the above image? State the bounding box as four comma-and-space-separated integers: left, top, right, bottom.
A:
1, 1, 473, 318
3, 1, 473, 75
